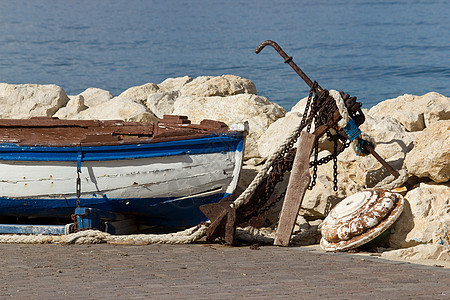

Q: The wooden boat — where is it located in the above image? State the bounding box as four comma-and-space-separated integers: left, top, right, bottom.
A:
0, 115, 245, 233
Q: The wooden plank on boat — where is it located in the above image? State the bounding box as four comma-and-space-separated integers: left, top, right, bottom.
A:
274, 131, 315, 246
199, 119, 228, 129
0, 116, 237, 147
161, 115, 191, 124
113, 125, 154, 136
81, 133, 120, 143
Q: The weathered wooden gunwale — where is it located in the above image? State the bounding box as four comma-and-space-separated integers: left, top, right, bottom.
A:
0, 115, 230, 147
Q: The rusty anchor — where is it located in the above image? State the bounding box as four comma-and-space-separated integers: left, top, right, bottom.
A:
200, 40, 400, 246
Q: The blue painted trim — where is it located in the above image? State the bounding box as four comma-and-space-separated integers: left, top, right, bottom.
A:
0, 132, 244, 162
77, 147, 83, 171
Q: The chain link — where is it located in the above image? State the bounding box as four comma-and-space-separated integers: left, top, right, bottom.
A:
308, 141, 319, 190
333, 137, 339, 191
76, 170, 81, 207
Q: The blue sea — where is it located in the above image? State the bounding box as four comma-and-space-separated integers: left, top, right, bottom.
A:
0, 0, 448, 110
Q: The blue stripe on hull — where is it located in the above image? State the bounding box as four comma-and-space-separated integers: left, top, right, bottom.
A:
0, 132, 244, 161
0, 193, 228, 227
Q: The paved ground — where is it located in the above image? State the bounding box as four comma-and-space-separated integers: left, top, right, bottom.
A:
0, 243, 448, 299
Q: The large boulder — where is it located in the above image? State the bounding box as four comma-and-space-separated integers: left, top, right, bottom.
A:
76, 87, 114, 108
360, 114, 414, 162
67, 97, 158, 122
0, 83, 69, 118
368, 92, 450, 131
146, 91, 179, 119
381, 244, 450, 262
117, 83, 161, 105
180, 75, 257, 97
53, 95, 87, 119
172, 94, 285, 159
257, 111, 303, 159
387, 182, 450, 248
158, 76, 193, 92
404, 120, 450, 183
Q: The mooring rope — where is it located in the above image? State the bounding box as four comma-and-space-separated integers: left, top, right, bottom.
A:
329, 90, 350, 129
375, 169, 408, 190
0, 225, 209, 245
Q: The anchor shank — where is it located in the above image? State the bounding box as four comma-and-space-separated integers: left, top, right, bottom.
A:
255, 40, 323, 94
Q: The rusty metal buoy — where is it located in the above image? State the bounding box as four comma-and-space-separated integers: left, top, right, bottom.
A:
320, 188, 404, 251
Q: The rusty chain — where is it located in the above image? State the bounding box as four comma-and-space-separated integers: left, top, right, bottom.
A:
240, 84, 354, 223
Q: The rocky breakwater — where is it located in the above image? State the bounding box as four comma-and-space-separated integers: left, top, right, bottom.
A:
259, 91, 449, 262
0, 77, 449, 262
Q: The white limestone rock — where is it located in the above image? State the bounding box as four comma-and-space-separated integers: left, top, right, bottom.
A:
387, 182, 450, 249
118, 83, 161, 105
290, 96, 309, 114
69, 97, 158, 122
53, 95, 87, 119
404, 120, 450, 183
158, 76, 193, 92
172, 94, 285, 159
381, 244, 450, 262
433, 222, 450, 246
360, 113, 414, 161
392, 111, 425, 132
257, 111, 303, 159
77, 87, 114, 108
291, 218, 323, 246
368, 92, 450, 131
146, 91, 179, 119
0, 83, 69, 118
258, 94, 337, 160
425, 101, 450, 127
180, 75, 257, 97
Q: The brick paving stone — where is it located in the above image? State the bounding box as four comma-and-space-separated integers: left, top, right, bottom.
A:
0, 243, 448, 299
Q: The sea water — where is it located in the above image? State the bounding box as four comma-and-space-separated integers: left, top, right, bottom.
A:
0, 0, 448, 110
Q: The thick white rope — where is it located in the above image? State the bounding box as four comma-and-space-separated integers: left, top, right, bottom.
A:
107, 224, 208, 245
329, 90, 350, 129
0, 225, 209, 245
329, 89, 377, 157
375, 169, 408, 190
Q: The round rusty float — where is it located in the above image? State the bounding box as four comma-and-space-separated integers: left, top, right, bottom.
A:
320, 188, 404, 251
